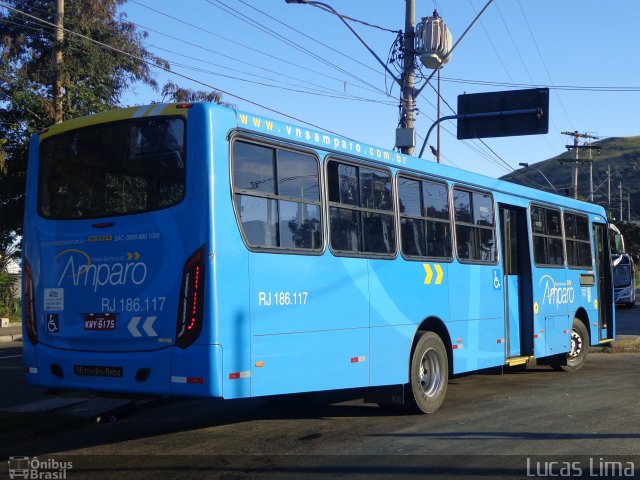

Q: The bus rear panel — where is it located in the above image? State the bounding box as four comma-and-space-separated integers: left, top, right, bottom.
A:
22, 105, 218, 397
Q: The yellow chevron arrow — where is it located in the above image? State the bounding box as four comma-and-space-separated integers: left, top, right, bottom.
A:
434, 264, 443, 284
423, 264, 433, 285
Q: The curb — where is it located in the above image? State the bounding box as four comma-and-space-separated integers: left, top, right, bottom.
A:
0, 333, 22, 343
596, 335, 640, 354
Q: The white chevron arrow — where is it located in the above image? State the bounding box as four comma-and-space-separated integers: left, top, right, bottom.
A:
128, 316, 142, 337
143, 316, 158, 337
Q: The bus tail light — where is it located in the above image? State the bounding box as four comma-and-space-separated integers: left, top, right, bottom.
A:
23, 261, 38, 345
176, 246, 206, 349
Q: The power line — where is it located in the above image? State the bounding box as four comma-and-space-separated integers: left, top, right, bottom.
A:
515, 0, 574, 131
440, 76, 640, 92
467, 0, 514, 83
234, 0, 384, 77
302, 2, 400, 34
204, 0, 386, 95
0, 1, 352, 138
129, 0, 386, 96
145, 43, 396, 105
129, 19, 387, 99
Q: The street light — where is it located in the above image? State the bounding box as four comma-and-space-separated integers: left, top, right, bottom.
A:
519, 162, 558, 193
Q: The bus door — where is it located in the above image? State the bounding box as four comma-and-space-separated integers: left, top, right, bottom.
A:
499, 205, 534, 359
593, 223, 614, 340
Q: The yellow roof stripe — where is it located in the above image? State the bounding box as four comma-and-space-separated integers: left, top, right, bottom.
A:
39, 103, 189, 141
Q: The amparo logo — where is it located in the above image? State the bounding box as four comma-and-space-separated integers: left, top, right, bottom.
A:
56, 249, 147, 292
539, 275, 575, 309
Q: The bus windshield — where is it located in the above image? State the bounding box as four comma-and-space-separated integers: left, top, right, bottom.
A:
613, 255, 633, 288
38, 117, 185, 219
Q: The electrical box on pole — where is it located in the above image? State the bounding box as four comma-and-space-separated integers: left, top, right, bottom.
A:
456, 88, 549, 140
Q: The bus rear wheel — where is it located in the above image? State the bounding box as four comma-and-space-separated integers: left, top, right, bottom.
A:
557, 318, 590, 372
407, 332, 448, 414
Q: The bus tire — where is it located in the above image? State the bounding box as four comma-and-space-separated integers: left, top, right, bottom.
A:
558, 318, 590, 372
407, 331, 448, 414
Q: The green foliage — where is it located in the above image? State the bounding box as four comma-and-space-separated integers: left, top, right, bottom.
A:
0, 0, 166, 254
617, 221, 640, 260
161, 80, 233, 107
0, 271, 20, 321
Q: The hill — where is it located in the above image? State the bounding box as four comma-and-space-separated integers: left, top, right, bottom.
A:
500, 136, 640, 222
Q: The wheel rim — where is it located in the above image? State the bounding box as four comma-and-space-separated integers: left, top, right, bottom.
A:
569, 328, 583, 359
419, 348, 442, 397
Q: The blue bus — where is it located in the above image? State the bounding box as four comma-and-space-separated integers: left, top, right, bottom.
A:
22, 103, 615, 413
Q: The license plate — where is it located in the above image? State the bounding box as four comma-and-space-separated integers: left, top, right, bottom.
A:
74, 365, 123, 377
84, 314, 116, 330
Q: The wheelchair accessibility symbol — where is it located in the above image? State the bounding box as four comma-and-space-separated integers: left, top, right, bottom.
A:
492, 270, 502, 290
47, 314, 60, 333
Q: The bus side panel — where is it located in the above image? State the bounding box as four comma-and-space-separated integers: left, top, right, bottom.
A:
249, 254, 370, 397
532, 267, 567, 358
368, 259, 449, 386
544, 315, 570, 356
566, 267, 599, 346
447, 263, 505, 373
209, 106, 252, 400
171, 344, 222, 396
251, 329, 369, 396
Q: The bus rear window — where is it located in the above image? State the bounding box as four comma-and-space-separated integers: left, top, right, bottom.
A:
38, 117, 185, 219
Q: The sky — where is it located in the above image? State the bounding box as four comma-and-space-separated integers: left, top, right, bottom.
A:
117, 0, 640, 180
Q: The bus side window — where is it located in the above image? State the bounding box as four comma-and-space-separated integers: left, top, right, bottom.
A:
327, 159, 395, 257
232, 140, 322, 252
453, 188, 496, 263
564, 212, 592, 268
398, 175, 452, 261
530, 205, 565, 266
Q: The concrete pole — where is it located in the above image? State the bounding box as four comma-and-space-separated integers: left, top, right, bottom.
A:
608, 164, 611, 214
400, 0, 415, 155
437, 68, 441, 163
572, 134, 579, 199
619, 181, 623, 222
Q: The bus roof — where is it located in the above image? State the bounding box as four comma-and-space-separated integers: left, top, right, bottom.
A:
37, 101, 607, 218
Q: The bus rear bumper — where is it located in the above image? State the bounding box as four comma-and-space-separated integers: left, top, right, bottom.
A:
24, 343, 223, 397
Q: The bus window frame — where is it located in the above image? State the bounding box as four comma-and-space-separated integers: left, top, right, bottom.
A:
325, 155, 397, 260
529, 203, 566, 269
563, 209, 594, 270
229, 134, 325, 256
451, 184, 499, 266
396, 172, 454, 263
37, 115, 188, 220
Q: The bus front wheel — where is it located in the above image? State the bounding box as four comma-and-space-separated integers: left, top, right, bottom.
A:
556, 318, 590, 372
407, 332, 448, 414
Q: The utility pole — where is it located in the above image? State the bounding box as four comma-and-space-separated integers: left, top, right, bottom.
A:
400, 0, 416, 156
54, 0, 64, 124
607, 164, 611, 213
628, 193, 631, 222
560, 131, 599, 199
619, 181, 623, 222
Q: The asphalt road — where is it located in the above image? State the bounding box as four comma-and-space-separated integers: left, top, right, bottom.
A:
615, 289, 640, 335
1, 346, 639, 479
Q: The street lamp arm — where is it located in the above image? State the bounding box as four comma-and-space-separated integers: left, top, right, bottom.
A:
519, 163, 558, 193
286, 0, 401, 85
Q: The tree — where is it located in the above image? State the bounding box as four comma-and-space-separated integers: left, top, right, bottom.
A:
0, 0, 167, 254
161, 80, 233, 107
